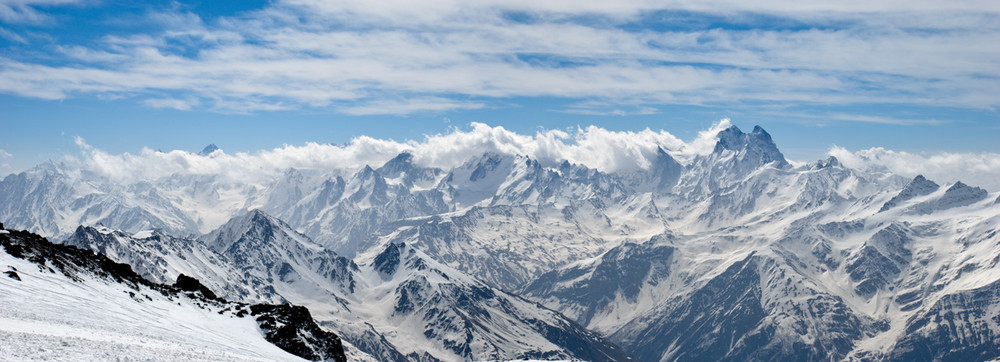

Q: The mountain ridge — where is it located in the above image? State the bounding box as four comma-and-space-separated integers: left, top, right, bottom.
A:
2, 124, 999, 361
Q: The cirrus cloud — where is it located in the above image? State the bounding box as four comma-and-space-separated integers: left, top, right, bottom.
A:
0, 0, 996, 116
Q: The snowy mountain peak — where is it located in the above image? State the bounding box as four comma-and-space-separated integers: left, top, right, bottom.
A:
376, 152, 415, 178
198, 144, 220, 156
880, 174, 940, 212
650, 146, 682, 186
372, 242, 403, 278
200, 209, 305, 253
812, 156, 842, 169
33, 159, 64, 173
712, 124, 788, 167
922, 180, 989, 212
467, 152, 512, 182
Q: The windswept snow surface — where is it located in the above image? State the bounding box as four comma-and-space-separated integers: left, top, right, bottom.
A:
0, 251, 304, 361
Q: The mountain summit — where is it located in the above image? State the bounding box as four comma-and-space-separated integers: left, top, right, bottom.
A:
198, 144, 220, 156
713, 125, 788, 168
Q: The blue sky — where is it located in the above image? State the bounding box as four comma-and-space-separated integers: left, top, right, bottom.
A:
1, 0, 998, 179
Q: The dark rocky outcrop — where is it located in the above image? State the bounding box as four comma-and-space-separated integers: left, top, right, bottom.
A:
251, 304, 348, 362
174, 273, 219, 300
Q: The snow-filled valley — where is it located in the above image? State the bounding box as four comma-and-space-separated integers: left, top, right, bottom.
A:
2, 124, 999, 361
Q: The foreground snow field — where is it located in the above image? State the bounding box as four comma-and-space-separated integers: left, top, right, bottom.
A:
0, 229, 347, 362
0, 253, 304, 361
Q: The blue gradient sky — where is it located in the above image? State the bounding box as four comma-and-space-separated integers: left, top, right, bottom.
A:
1, 0, 998, 175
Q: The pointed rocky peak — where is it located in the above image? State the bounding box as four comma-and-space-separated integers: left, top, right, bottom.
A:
64, 225, 114, 250
198, 144, 220, 156
905, 175, 939, 194
651, 146, 682, 182
812, 156, 842, 169
349, 165, 387, 187
373, 242, 404, 278
947, 181, 980, 193
377, 152, 415, 178
34, 159, 62, 173
65, 224, 134, 245
467, 152, 512, 182
654, 146, 681, 166
246, 208, 274, 225
355, 164, 378, 178
907, 181, 987, 215
558, 159, 573, 172
201, 209, 288, 253
346, 165, 390, 205
940, 181, 988, 204
712, 124, 788, 168
713, 125, 747, 153
879, 175, 940, 212
22, 160, 73, 181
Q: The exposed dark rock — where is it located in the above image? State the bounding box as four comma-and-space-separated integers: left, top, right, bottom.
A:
614, 254, 877, 362
174, 273, 219, 300
889, 279, 1000, 361
523, 239, 674, 326
846, 224, 911, 297
374, 242, 403, 278
250, 304, 348, 362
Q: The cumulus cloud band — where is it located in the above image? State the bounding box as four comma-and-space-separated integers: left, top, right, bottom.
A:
829, 146, 1000, 192
61, 120, 1000, 192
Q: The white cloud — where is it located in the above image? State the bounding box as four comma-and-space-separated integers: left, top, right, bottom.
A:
0, 0, 996, 114
65, 121, 1000, 193
0, 149, 12, 158
68, 121, 733, 184
829, 146, 1000, 192
143, 97, 199, 111
338, 97, 485, 115
0, 0, 81, 24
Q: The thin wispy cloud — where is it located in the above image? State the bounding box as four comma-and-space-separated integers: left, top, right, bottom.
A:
0, 0, 996, 115
0, 0, 80, 24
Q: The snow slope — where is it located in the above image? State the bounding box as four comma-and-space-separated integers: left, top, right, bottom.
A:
0, 228, 347, 362
60, 210, 633, 361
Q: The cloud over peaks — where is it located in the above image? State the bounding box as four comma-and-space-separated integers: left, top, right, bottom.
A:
66, 121, 733, 184
829, 146, 1000, 192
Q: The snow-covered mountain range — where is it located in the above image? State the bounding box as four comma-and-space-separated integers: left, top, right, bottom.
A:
2, 124, 999, 361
